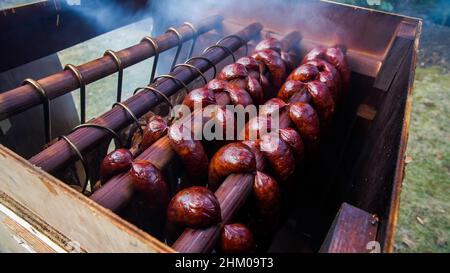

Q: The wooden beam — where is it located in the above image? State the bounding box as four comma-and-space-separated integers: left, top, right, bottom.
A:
0, 144, 175, 253
319, 202, 379, 253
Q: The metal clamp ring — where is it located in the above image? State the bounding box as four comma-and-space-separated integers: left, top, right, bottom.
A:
22, 79, 52, 143
185, 56, 217, 78
133, 86, 173, 109
216, 35, 248, 55
166, 27, 184, 70
104, 50, 124, 102
71, 123, 123, 148
202, 45, 236, 62
152, 74, 189, 92
171, 63, 207, 84
59, 135, 90, 194
65, 64, 87, 124
112, 102, 144, 137
141, 36, 160, 83
182, 22, 198, 59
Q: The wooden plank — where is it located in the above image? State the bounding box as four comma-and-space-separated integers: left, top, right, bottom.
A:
382, 19, 422, 253
373, 20, 416, 91
0, 202, 64, 253
0, 144, 175, 253
349, 47, 416, 251
319, 203, 379, 253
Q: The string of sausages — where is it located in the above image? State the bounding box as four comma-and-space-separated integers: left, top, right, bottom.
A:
96, 37, 349, 253
98, 37, 293, 187
166, 45, 350, 253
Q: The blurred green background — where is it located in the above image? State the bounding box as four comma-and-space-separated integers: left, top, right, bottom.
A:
0, 0, 448, 252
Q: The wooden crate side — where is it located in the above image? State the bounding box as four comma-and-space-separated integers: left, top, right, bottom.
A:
319, 203, 379, 253
382, 19, 423, 253
0, 144, 174, 253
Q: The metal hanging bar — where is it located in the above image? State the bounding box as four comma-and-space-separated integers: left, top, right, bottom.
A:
65, 64, 87, 124
0, 16, 224, 121
216, 34, 249, 55
185, 56, 218, 78
29, 23, 264, 174
71, 123, 123, 148
141, 36, 160, 84
103, 50, 124, 102
22, 79, 52, 143
133, 86, 173, 110
166, 27, 184, 70
59, 135, 90, 195
171, 63, 208, 85
112, 102, 144, 137
182, 22, 198, 59
202, 45, 236, 62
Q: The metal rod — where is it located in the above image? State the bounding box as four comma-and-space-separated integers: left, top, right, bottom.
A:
182, 22, 198, 59
166, 27, 184, 70
0, 15, 224, 120
29, 23, 263, 174
64, 64, 87, 124
21, 78, 52, 143
103, 50, 124, 102
141, 36, 160, 83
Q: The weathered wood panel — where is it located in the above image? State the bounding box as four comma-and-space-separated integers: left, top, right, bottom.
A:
0, 144, 174, 253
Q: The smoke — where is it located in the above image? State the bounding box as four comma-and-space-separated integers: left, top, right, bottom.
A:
64, 0, 347, 42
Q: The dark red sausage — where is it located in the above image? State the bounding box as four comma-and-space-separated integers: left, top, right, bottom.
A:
288, 102, 320, 154
325, 47, 351, 90
100, 148, 133, 184
260, 132, 295, 181
302, 46, 327, 64
279, 127, 304, 162
305, 81, 335, 129
246, 76, 264, 105
225, 82, 253, 107
208, 142, 256, 190
167, 186, 221, 228
281, 51, 296, 73
252, 49, 286, 88
277, 80, 306, 102
182, 87, 216, 111
241, 115, 272, 141
302, 47, 350, 91
218, 63, 248, 81
140, 116, 168, 150
236, 56, 260, 72
255, 38, 282, 54
129, 160, 169, 211
287, 63, 319, 82
211, 106, 236, 141
168, 124, 209, 181
259, 73, 271, 95
306, 59, 341, 103
242, 140, 265, 171
220, 223, 255, 253
260, 98, 288, 116
252, 171, 280, 218
206, 79, 227, 93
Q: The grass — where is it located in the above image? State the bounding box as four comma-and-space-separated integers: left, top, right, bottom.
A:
394, 66, 450, 252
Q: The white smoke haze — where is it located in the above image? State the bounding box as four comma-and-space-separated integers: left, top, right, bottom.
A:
66, 0, 347, 43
